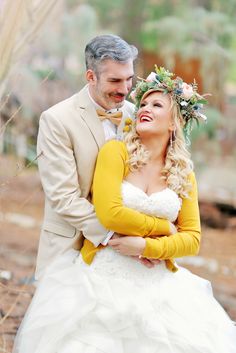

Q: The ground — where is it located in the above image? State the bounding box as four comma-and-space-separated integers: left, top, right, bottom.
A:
0, 156, 236, 352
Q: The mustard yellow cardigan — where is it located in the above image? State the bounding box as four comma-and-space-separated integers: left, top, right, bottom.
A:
80, 140, 201, 272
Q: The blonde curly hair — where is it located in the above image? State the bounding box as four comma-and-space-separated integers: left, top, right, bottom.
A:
124, 96, 193, 198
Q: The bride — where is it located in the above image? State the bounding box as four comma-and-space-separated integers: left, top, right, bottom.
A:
13, 67, 236, 353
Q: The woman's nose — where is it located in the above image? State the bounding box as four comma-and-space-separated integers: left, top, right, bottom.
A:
142, 104, 151, 112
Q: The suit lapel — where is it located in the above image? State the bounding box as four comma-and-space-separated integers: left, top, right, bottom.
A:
76, 86, 105, 149
80, 105, 105, 149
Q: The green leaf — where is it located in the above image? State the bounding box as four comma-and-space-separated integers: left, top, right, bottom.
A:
197, 98, 208, 104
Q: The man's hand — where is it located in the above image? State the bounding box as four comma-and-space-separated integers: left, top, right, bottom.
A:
111, 233, 123, 240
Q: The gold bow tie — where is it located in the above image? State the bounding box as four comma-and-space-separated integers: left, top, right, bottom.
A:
96, 109, 123, 126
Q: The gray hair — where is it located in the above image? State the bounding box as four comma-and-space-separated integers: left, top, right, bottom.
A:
85, 34, 138, 74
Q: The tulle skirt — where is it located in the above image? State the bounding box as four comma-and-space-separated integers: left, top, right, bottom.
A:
13, 248, 236, 353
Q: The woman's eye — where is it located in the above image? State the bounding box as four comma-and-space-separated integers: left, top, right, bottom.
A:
154, 103, 162, 107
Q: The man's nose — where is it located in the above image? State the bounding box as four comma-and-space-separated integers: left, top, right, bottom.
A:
118, 82, 130, 95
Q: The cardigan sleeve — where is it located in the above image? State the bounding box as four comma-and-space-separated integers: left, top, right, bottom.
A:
142, 172, 201, 259
93, 140, 171, 237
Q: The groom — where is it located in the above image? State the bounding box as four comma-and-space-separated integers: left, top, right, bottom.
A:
35, 34, 137, 279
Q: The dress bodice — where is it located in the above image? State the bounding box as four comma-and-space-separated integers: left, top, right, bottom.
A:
87, 181, 182, 283
121, 181, 181, 223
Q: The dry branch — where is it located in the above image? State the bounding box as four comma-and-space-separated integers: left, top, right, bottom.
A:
0, 0, 58, 99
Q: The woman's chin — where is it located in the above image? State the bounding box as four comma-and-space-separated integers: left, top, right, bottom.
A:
136, 125, 155, 137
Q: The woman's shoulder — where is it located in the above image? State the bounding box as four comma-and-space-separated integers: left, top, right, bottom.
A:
99, 139, 127, 155
185, 171, 198, 198
187, 171, 197, 185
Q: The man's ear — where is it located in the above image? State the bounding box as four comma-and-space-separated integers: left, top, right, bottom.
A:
86, 69, 97, 84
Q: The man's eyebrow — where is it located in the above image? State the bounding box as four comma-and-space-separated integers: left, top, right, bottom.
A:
108, 75, 134, 81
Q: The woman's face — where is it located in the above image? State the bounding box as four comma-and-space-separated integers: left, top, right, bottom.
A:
136, 91, 174, 139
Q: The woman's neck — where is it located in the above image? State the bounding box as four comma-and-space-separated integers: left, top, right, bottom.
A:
141, 135, 169, 165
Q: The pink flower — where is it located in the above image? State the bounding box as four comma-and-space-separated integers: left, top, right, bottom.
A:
182, 82, 194, 100
130, 90, 137, 101
146, 72, 156, 82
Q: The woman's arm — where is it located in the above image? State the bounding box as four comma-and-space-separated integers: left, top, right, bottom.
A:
108, 173, 201, 259
93, 140, 172, 237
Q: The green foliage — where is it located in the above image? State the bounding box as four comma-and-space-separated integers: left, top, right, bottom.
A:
142, 7, 234, 58
191, 107, 223, 141
86, 0, 124, 30
33, 69, 58, 80
227, 36, 236, 83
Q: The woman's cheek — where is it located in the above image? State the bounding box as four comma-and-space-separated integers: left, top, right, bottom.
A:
135, 121, 141, 132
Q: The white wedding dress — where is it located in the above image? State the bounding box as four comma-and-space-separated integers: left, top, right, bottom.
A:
13, 181, 236, 353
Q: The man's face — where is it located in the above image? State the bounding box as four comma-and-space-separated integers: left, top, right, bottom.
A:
87, 59, 134, 110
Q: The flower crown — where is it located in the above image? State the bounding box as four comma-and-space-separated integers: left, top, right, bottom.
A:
130, 66, 208, 132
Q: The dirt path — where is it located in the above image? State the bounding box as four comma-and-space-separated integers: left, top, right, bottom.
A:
0, 160, 236, 352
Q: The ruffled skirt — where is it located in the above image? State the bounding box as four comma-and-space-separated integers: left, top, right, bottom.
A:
13, 248, 236, 353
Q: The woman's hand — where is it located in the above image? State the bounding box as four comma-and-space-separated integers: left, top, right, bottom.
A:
108, 236, 146, 256
136, 256, 161, 268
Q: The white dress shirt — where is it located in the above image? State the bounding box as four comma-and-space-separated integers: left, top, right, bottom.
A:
87, 88, 118, 245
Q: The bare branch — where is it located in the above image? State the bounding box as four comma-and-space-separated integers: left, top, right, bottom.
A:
0, 151, 43, 189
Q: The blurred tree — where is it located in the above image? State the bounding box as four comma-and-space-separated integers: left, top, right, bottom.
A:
86, 0, 123, 31
193, 0, 236, 19
0, 0, 59, 100
1, 2, 99, 127
0, 0, 60, 157
85, 0, 182, 46
142, 7, 235, 109
191, 106, 223, 141
119, 0, 144, 48
84, 0, 236, 97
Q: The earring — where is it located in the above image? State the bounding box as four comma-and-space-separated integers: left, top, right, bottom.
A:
170, 130, 176, 149
173, 129, 176, 139
170, 133, 173, 148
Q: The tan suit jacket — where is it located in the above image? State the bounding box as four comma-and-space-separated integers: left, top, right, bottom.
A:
36, 85, 135, 279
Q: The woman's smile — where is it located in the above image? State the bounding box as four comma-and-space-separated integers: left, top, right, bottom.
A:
139, 114, 153, 123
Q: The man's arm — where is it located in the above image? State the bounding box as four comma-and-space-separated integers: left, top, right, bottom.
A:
37, 112, 108, 246
93, 139, 172, 237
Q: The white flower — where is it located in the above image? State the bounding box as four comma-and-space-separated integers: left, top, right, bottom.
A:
130, 90, 136, 101
146, 72, 157, 82
180, 101, 188, 106
198, 113, 207, 121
